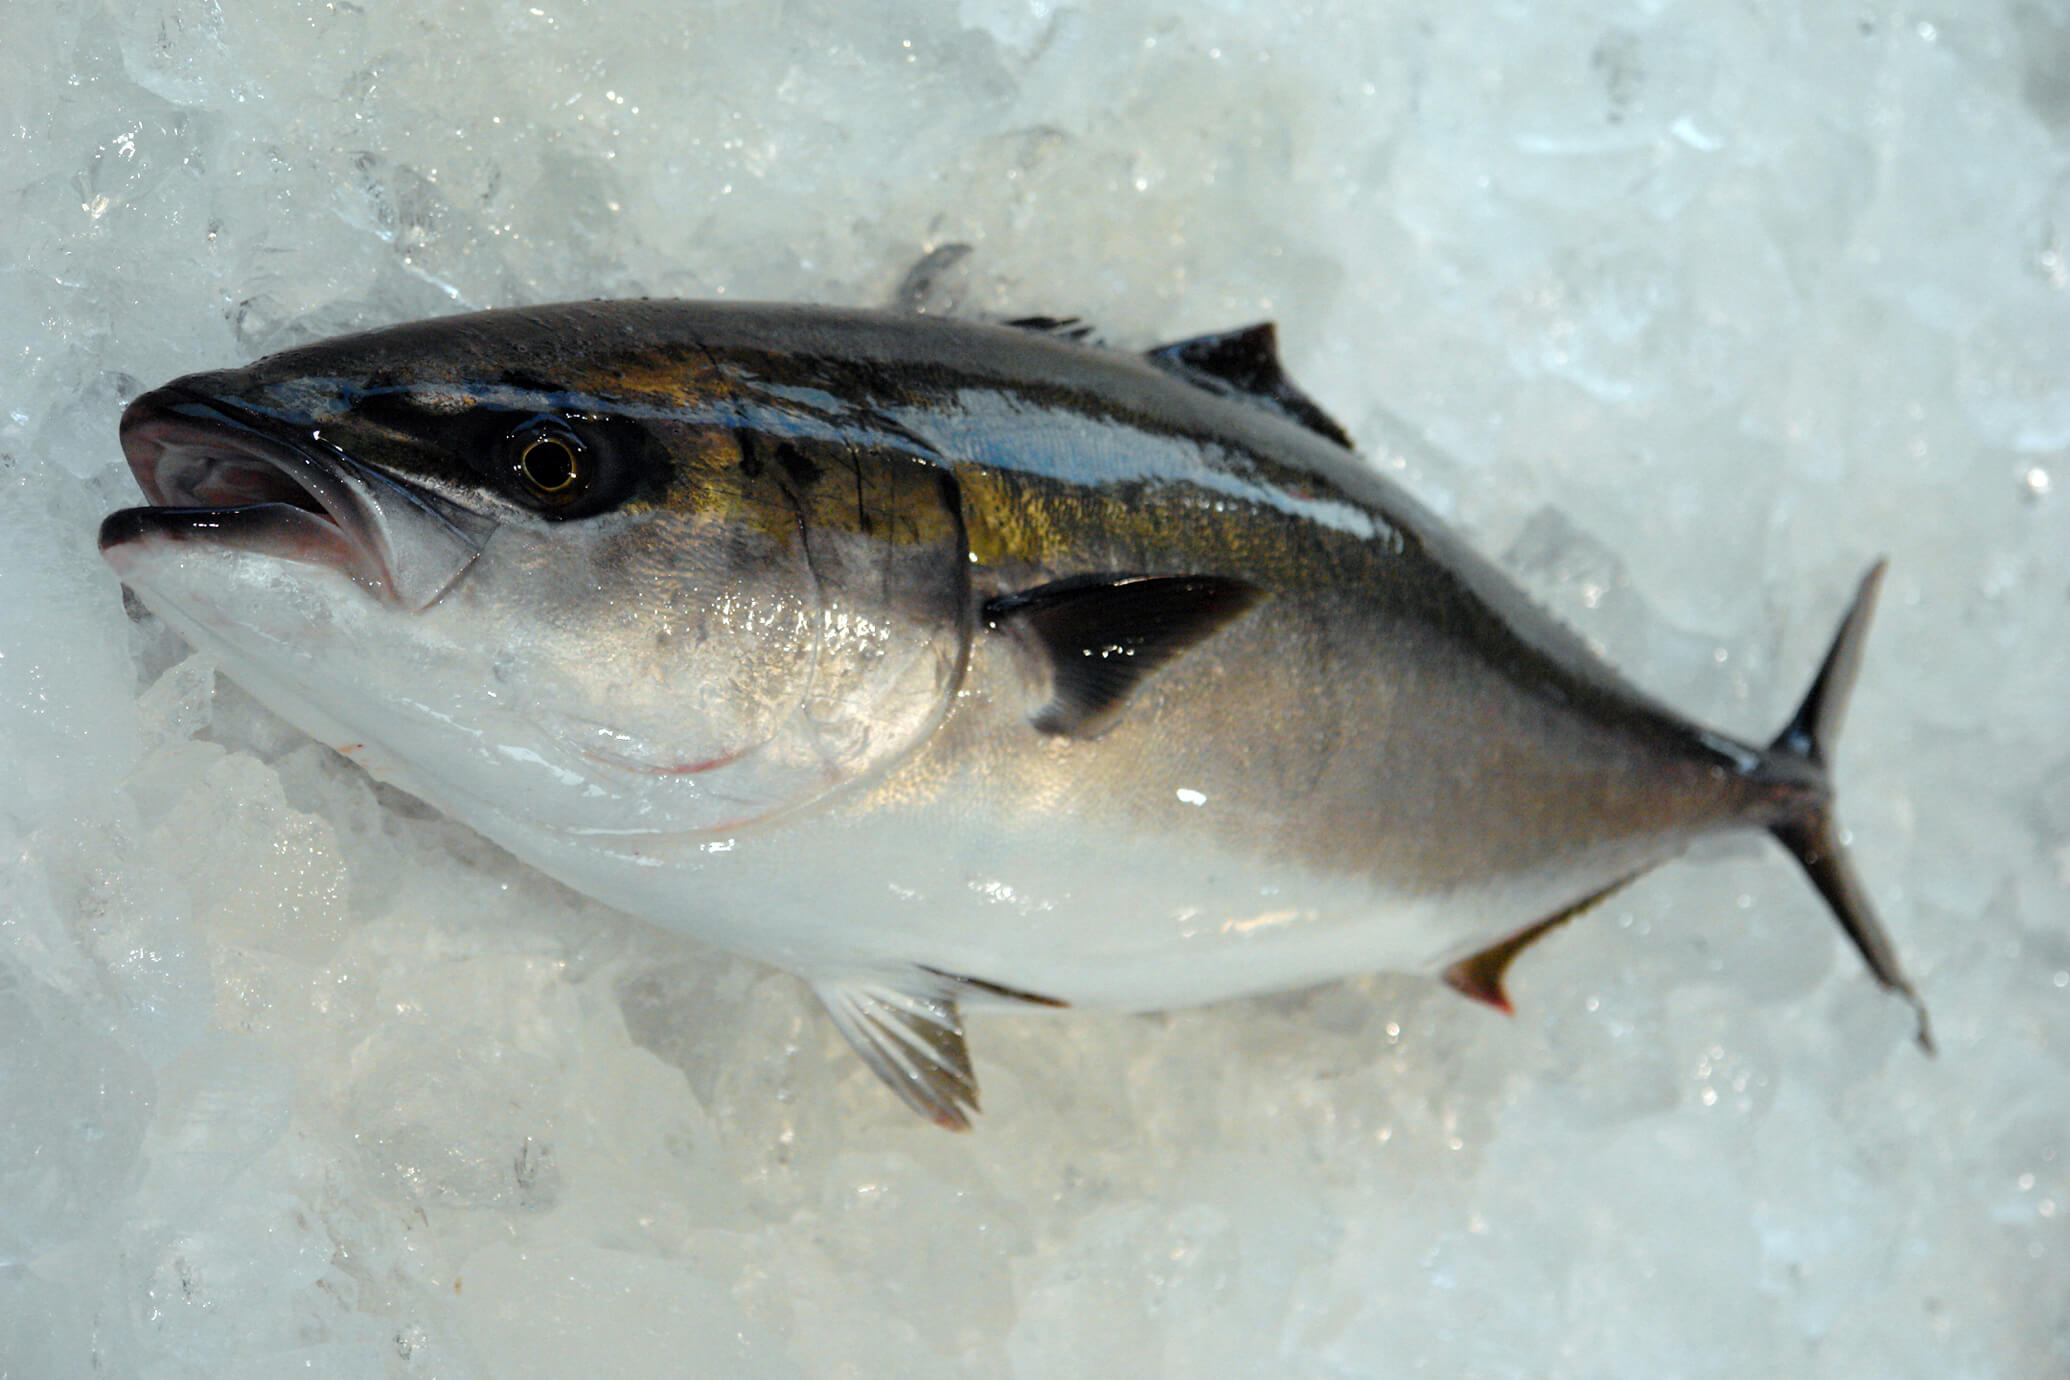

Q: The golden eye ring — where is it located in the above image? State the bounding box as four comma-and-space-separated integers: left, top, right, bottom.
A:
517, 434, 582, 499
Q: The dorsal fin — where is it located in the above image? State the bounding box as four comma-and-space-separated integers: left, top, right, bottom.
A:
1001, 314, 1096, 341
984, 573, 1262, 738
1145, 323, 1354, 449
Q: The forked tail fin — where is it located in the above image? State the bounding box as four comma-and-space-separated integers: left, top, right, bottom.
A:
1766, 560, 1934, 1052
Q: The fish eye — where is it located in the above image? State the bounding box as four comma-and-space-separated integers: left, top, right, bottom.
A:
520, 436, 579, 494
504, 418, 589, 506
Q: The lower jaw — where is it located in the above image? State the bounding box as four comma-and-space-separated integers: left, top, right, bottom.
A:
102, 504, 379, 592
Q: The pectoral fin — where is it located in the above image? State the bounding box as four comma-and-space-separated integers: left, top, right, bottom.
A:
1442, 875, 1638, 1014
983, 574, 1262, 737
813, 973, 981, 1130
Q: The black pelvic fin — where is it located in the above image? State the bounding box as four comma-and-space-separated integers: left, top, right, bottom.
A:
1146, 323, 1354, 449
983, 573, 1262, 738
918, 965, 1069, 1008
1764, 560, 1934, 1053
1442, 874, 1637, 1014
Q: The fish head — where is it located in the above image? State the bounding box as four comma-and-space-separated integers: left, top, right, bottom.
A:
100, 306, 971, 840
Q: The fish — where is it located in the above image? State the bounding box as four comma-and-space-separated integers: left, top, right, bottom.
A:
98, 300, 1931, 1129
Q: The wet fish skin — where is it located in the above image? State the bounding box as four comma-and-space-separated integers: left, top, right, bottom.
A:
99, 301, 1928, 1128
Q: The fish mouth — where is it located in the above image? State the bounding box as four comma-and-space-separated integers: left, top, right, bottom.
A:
101, 386, 492, 610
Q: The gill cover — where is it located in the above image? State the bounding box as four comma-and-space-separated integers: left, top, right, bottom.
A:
502, 426, 975, 837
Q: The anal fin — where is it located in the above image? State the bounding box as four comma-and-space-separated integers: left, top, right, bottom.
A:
813, 973, 981, 1130
1442, 875, 1638, 1015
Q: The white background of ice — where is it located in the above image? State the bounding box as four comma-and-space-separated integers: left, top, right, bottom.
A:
3, 0, 2066, 1375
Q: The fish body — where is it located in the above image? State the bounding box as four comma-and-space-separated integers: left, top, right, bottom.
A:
100, 301, 1927, 1126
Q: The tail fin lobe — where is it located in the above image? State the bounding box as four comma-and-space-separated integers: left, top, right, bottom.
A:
1766, 560, 1934, 1053
1770, 560, 1885, 769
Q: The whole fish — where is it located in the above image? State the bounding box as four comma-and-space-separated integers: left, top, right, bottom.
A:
99, 302, 1930, 1128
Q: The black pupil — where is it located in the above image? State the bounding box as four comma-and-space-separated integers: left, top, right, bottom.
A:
522, 437, 578, 493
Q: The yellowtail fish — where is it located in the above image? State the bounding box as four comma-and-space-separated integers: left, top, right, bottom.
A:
99, 302, 1929, 1127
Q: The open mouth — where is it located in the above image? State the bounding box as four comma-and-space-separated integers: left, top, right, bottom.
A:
102, 387, 390, 591
100, 386, 492, 609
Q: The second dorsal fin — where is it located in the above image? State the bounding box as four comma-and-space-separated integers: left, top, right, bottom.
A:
1145, 323, 1354, 449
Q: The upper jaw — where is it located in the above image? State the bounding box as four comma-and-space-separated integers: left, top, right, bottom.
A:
102, 385, 496, 611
